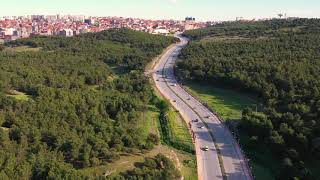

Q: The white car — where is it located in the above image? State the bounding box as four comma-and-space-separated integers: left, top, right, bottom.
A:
202, 146, 209, 151
198, 126, 205, 129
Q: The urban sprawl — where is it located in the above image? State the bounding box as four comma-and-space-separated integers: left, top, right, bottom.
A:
0, 15, 210, 43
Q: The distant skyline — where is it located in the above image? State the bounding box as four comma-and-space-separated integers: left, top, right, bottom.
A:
1, 0, 320, 21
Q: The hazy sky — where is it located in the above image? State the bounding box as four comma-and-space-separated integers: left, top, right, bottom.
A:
1, 0, 319, 21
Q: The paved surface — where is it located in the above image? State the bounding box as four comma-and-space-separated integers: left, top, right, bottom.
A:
152, 34, 253, 180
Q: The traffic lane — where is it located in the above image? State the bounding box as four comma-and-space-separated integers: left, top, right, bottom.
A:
156, 85, 223, 179
169, 84, 248, 179
154, 73, 223, 180
163, 45, 251, 179
154, 45, 223, 180
166, 82, 250, 180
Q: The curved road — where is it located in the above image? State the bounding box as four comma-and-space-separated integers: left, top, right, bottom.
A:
152, 34, 253, 180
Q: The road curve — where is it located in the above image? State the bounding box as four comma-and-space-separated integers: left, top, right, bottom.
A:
152, 34, 253, 180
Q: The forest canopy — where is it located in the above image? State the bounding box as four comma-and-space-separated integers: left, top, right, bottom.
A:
179, 19, 320, 179
0, 29, 176, 179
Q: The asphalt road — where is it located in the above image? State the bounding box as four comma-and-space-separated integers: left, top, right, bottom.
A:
152, 34, 253, 180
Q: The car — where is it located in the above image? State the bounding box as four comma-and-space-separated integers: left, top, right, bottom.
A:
173, 100, 176, 102
198, 126, 205, 129
205, 115, 210, 118
187, 98, 191, 100
202, 146, 209, 151
156, 79, 159, 81
193, 119, 199, 122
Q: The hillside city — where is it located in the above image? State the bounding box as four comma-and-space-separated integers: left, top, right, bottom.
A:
0, 15, 209, 43
0, 0, 319, 179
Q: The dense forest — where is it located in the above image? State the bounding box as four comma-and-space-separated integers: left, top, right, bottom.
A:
0, 29, 177, 179
178, 19, 320, 179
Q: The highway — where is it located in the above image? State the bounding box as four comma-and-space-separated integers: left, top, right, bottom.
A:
152, 34, 253, 180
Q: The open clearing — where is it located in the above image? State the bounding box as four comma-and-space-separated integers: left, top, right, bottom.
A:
4, 46, 41, 53
79, 144, 197, 179
184, 81, 256, 120
6, 90, 31, 101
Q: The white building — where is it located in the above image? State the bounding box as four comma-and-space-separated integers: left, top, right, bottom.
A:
60, 29, 74, 37
153, 28, 169, 35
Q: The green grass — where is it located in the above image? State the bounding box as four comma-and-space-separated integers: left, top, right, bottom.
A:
200, 36, 248, 43
6, 90, 31, 101
181, 158, 198, 180
4, 46, 41, 52
139, 105, 161, 139
167, 107, 194, 149
184, 82, 256, 120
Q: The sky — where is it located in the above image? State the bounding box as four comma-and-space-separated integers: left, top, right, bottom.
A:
0, 0, 319, 21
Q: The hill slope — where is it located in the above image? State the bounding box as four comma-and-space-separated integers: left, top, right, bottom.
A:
178, 19, 320, 179
0, 29, 176, 179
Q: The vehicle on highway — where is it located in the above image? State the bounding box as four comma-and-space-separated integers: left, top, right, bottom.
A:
198, 126, 205, 129
193, 119, 199, 122
205, 115, 210, 118
187, 97, 191, 100
173, 100, 176, 102
156, 79, 159, 81
202, 146, 209, 151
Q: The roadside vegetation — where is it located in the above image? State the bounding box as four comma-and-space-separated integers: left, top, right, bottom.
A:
179, 18, 320, 179
3, 45, 41, 52
5, 90, 32, 101
156, 97, 195, 153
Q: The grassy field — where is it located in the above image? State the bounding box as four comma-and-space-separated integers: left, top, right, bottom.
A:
184, 82, 256, 120
139, 105, 161, 139
4, 46, 41, 53
183, 81, 279, 179
167, 107, 194, 147
167, 107, 195, 152
200, 36, 248, 43
6, 90, 31, 101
